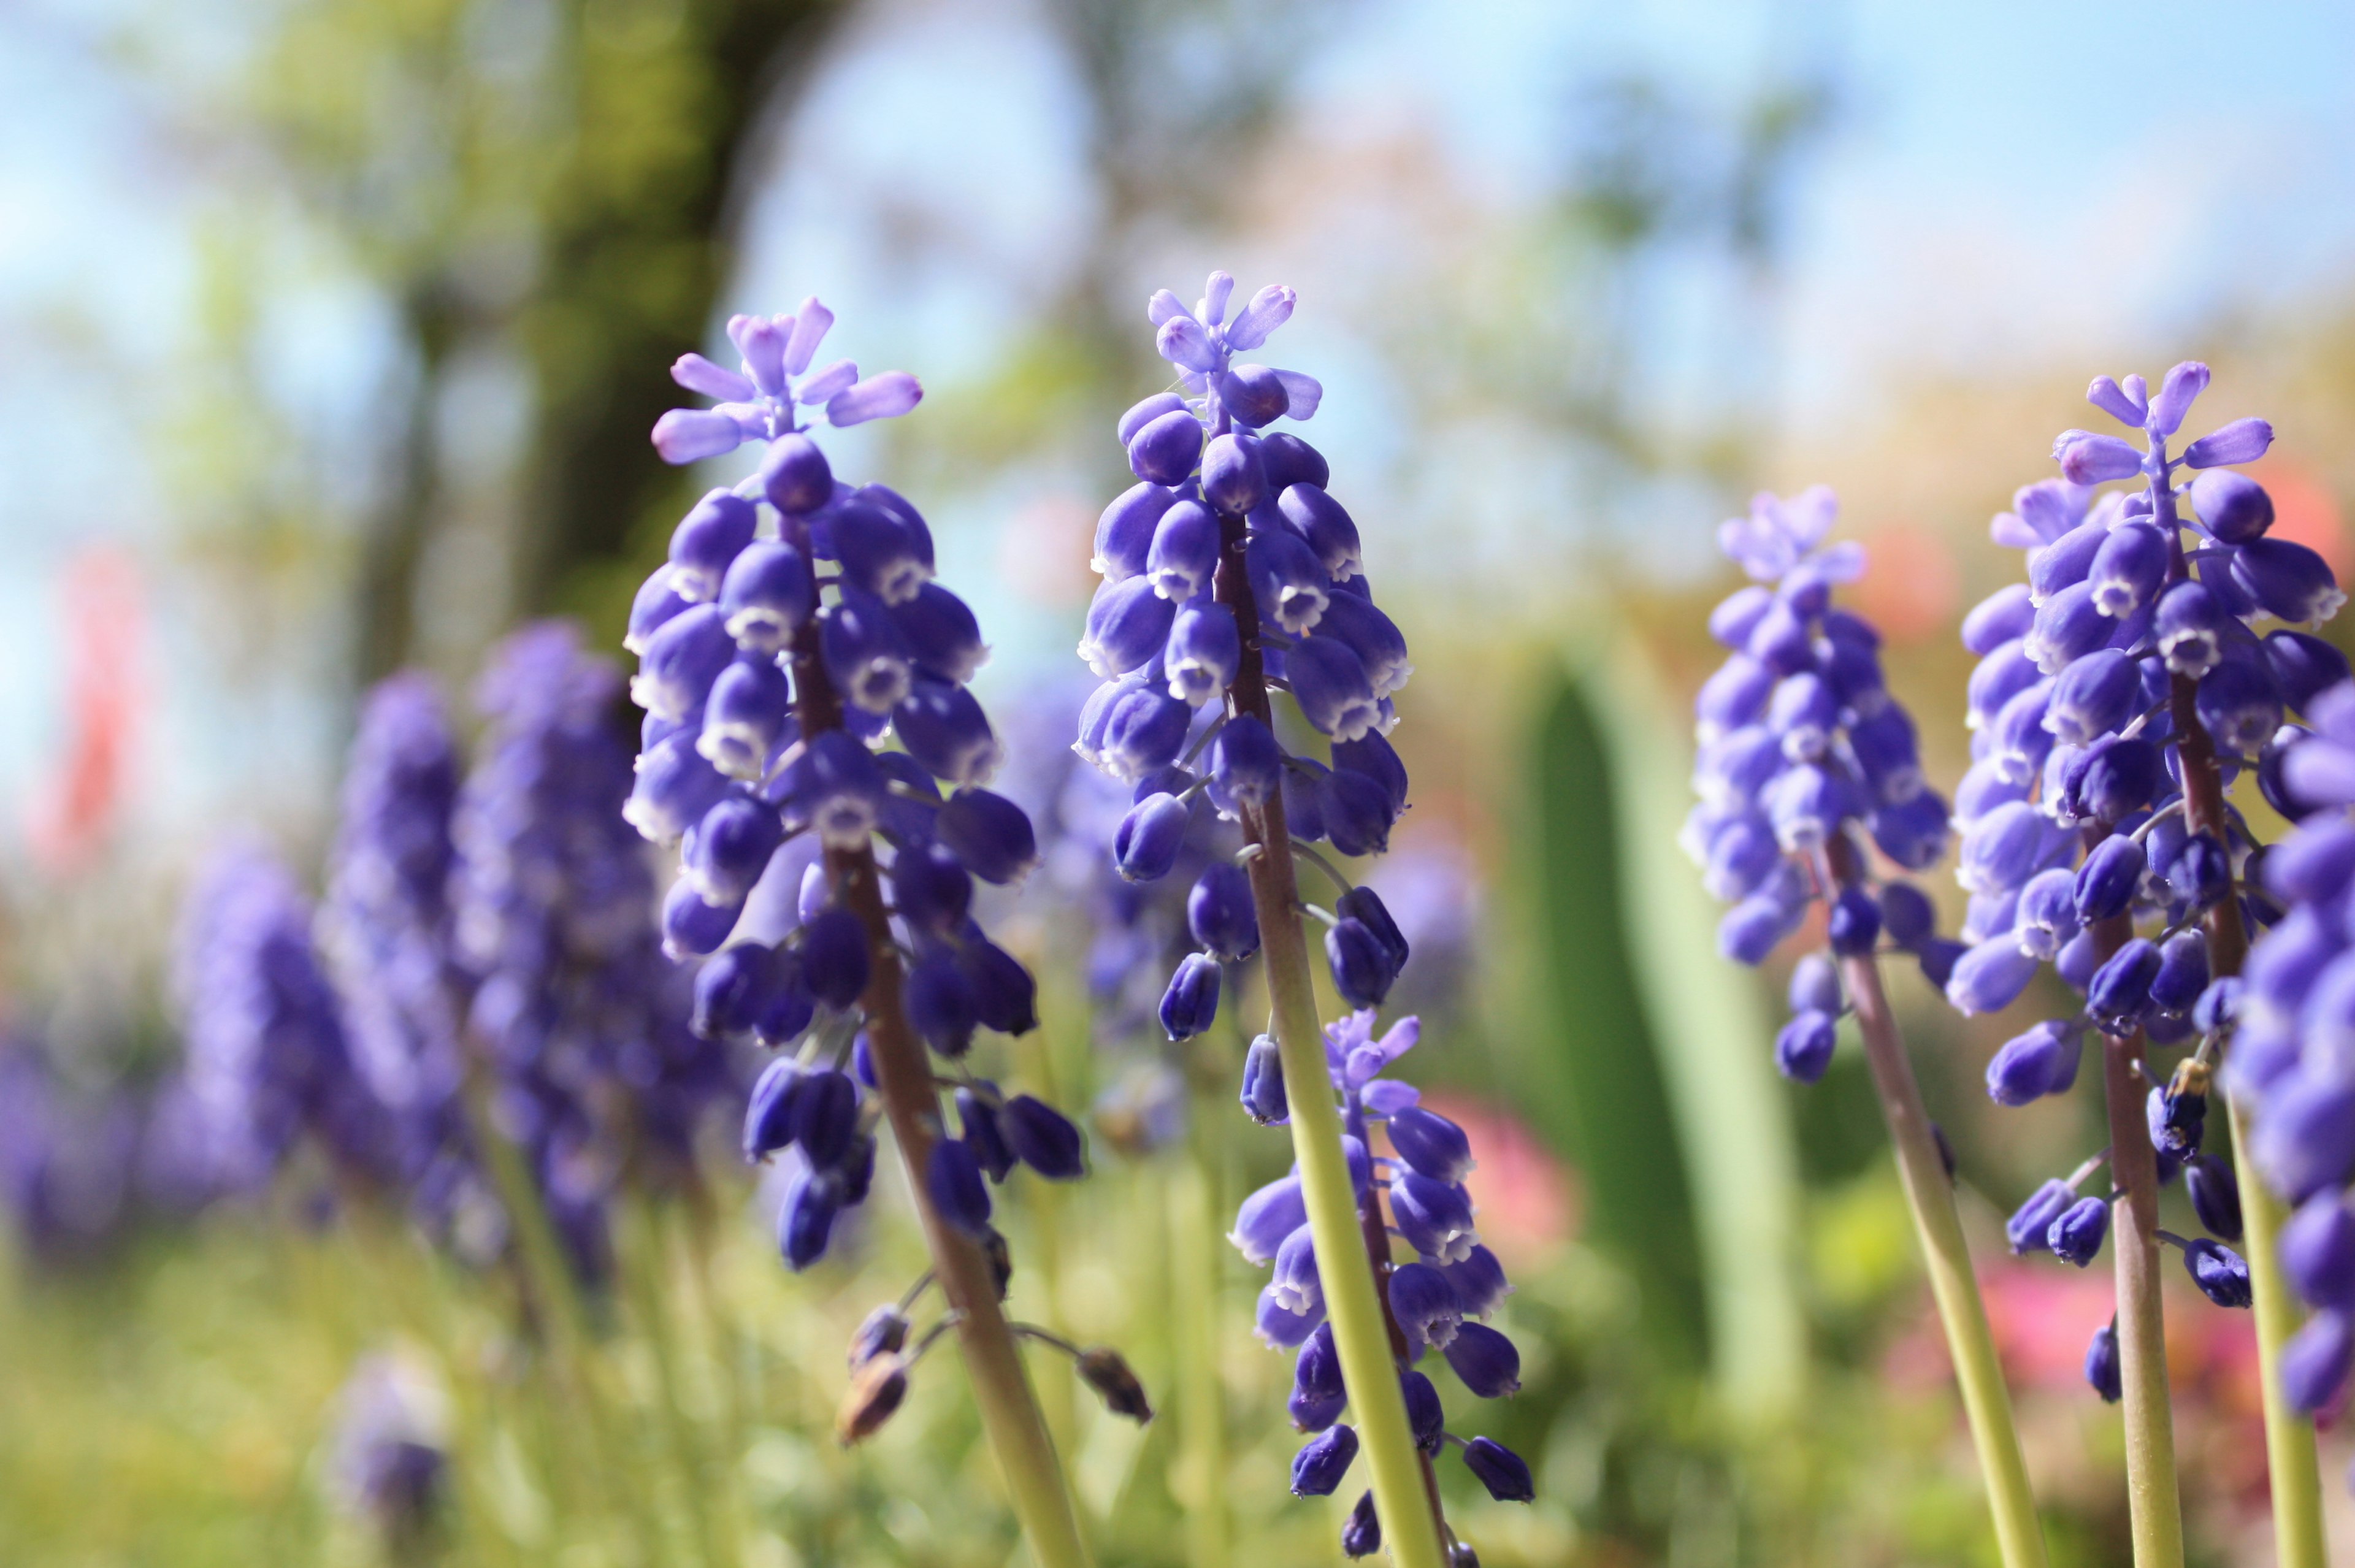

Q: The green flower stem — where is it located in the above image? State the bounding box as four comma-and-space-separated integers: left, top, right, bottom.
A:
786, 595, 1092, 1568
2170, 676, 2328, 1568
2086, 887, 2185, 1568
1827, 843, 2047, 1568
1213, 513, 1449, 1568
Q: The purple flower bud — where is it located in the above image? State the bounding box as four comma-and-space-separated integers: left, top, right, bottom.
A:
2024, 582, 2114, 678
824, 370, 922, 427
684, 797, 783, 908
1871, 789, 1952, 871
2073, 836, 2144, 925
1207, 715, 1282, 811
718, 542, 815, 655
1293, 1320, 1344, 1407
2265, 632, 2349, 714
1225, 284, 1296, 351
2184, 416, 2274, 469
891, 679, 1001, 789
1080, 576, 1179, 680
814, 587, 911, 715
2087, 938, 2162, 1031
749, 434, 829, 515
2056, 431, 2145, 484
1144, 497, 1220, 601
668, 489, 759, 603
2030, 519, 2110, 606
1789, 953, 1844, 1015
1327, 917, 1398, 1009
1986, 1018, 2083, 1106
786, 1069, 860, 1171
935, 788, 1037, 885
2048, 1196, 2110, 1267
798, 907, 871, 1010
2254, 1071, 2355, 1202
1392, 1174, 1477, 1265
2278, 1309, 2354, 1413
1112, 793, 1191, 882
2154, 579, 2229, 679
1269, 1222, 1324, 1316
2086, 1320, 2123, 1402
634, 603, 736, 723
1255, 1282, 1323, 1347
2008, 1179, 2076, 1255
2148, 361, 2210, 435
1991, 681, 2061, 784
1128, 408, 1204, 486
1279, 484, 1363, 581
1875, 883, 1934, 951
2196, 658, 2284, 755
744, 1058, 806, 1161
2165, 833, 2230, 914
1963, 585, 2037, 656
1967, 641, 2043, 734
1710, 584, 1775, 648
626, 565, 693, 657
1290, 1423, 1358, 1497
1232, 1175, 1308, 1265
2185, 470, 2273, 545
1387, 1261, 1464, 1351
1289, 636, 1382, 741
1774, 1009, 1838, 1083
1719, 887, 1805, 967
1166, 599, 1241, 705
927, 1137, 992, 1238
698, 657, 792, 781
1200, 432, 1267, 516
1097, 483, 1178, 581
2014, 868, 2081, 960
1462, 1436, 1534, 1504
1947, 936, 2041, 1017
1187, 863, 1260, 961
2087, 375, 2146, 426
653, 407, 750, 464
2234, 537, 2346, 624
989, 1093, 1081, 1181
1259, 434, 1328, 494
888, 843, 971, 936
662, 874, 743, 958
1390, 1367, 1442, 1456
1216, 363, 1290, 427
1315, 593, 1411, 700
2070, 734, 2164, 824
1696, 653, 1774, 736
1099, 686, 1193, 782
1246, 527, 1332, 637
1159, 952, 1222, 1039
1918, 936, 1968, 990
1239, 1033, 1288, 1125
1119, 394, 1188, 445
2183, 1237, 2252, 1308
2283, 1195, 2355, 1309
776, 1157, 843, 1271
1382, 1106, 1471, 1184
1959, 801, 2063, 897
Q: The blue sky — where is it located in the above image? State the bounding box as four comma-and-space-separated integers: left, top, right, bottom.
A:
3, 0, 2353, 851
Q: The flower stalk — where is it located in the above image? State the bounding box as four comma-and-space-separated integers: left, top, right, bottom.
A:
784, 605, 1093, 1568
1215, 511, 1450, 1568
1826, 846, 2048, 1568
2168, 660, 2327, 1568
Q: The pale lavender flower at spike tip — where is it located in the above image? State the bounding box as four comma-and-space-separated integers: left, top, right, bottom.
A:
651, 299, 923, 463
1943, 361, 2352, 1404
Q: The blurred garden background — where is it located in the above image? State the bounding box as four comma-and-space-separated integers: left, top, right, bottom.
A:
7, 0, 2355, 1563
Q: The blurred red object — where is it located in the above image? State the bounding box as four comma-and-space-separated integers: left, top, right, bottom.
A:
2260, 459, 2348, 578
26, 546, 144, 874
1422, 1092, 1579, 1264
1847, 524, 1961, 644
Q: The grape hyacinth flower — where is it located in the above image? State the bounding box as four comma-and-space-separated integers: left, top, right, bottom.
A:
1947, 365, 2330, 1564
175, 842, 396, 1191
329, 1353, 448, 1552
1074, 274, 1503, 1568
2238, 679, 2355, 1475
631, 298, 1105, 1568
1689, 489, 2047, 1567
